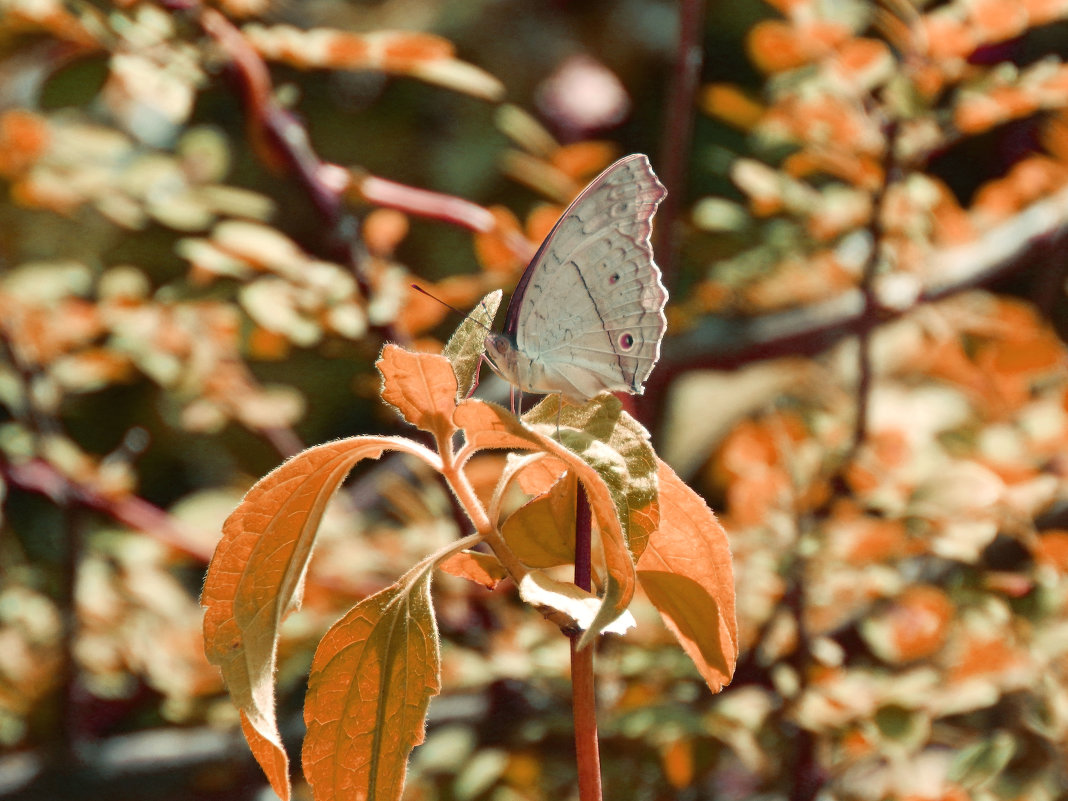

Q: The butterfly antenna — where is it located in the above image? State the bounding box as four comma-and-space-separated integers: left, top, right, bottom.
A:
410, 284, 493, 331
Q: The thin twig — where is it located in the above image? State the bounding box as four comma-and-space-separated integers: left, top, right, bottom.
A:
851, 117, 899, 455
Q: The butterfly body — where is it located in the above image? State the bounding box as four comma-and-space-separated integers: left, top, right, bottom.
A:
483, 154, 668, 403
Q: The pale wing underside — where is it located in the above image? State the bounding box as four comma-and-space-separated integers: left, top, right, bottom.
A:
507, 154, 668, 399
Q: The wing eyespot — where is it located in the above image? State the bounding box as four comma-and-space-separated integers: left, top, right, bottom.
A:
619, 333, 635, 350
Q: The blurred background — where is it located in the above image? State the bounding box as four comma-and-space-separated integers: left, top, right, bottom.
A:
3, 0, 1068, 799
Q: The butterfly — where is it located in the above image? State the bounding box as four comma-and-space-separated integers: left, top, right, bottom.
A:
483, 154, 668, 407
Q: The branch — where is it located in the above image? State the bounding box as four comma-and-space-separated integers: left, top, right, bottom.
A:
658, 181, 1068, 377
3, 459, 216, 561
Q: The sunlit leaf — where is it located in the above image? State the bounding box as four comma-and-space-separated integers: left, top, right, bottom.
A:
861, 585, 954, 664
302, 560, 441, 801
377, 344, 459, 444
949, 730, 1016, 789
526, 394, 660, 558
454, 398, 635, 646
473, 208, 525, 275
438, 549, 506, 589
502, 469, 576, 568
201, 435, 438, 800
454, 397, 545, 452
637, 460, 737, 692
518, 570, 635, 636
243, 26, 504, 100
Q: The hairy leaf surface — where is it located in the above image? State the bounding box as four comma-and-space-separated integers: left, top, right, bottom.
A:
637, 460, 738, 692
378, 344, 458, 443
302, 560, 440, 801
201, 435, 438, 800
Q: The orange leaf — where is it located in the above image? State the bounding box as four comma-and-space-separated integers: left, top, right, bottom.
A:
380, 32, 455, 69
1034, 530, 1068, 571
320, 31, 370, 64
526, 203, 565, 245
660, 738, 695, 789
202, 436, 428, 801
438, 550, 507, 588
701, 83, 765, 130
747, 20, 810, 73
830, 38, 892, 90
377, 344, 458, 444
240, 713, 290, 798
948, 634, 1025, 682
549, 141, 617, 181
515, 455, 568, 495
302, 562, 440, 801
891, 586, 954, 661
0, 109, 49, 178
971, 0, 1028, 40
363, 209, 409, 256
502, 469, 577, 568
454, 397, 544, 453
637, 460, 737, 692
474, 206, 524, 275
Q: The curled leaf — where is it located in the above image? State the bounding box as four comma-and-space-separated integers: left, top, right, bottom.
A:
438, 549, 507, 589
519, 570, 636, 636
502, 469, 577, 568
526, 394, 660, 559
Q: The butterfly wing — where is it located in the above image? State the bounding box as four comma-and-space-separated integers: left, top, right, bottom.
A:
504, 154, 668, 400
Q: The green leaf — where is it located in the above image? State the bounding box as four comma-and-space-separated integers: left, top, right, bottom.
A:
454, 399, 636, 645
443, 289, 501, 401
949, 731, 1016, 789
525, 393, 660, 560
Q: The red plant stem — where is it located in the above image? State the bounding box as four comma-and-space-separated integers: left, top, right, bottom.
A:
571, 486, 602, 801
574, 486, 593, 594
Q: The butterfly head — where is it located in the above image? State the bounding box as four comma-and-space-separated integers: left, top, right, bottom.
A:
483, 332, 521, 387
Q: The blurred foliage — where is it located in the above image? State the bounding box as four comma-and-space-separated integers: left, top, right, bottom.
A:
3, 0, 1068, 800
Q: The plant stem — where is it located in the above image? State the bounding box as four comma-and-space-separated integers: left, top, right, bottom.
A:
571, 486, 602, 801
